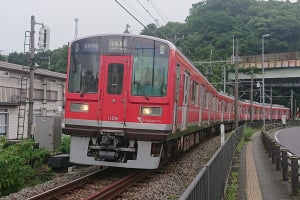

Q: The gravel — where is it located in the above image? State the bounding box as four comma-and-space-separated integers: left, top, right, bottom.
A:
116, 135, 221, 199
0, 166, 102, 200
0, 135, 221, 200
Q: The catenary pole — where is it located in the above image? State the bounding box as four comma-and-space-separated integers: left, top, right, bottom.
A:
28, 15, 35, 139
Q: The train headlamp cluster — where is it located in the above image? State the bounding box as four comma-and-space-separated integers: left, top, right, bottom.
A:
70, 103, 89, 112
140, 106, 162, 116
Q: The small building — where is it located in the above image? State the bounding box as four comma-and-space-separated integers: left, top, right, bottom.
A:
0, 61, 66, 139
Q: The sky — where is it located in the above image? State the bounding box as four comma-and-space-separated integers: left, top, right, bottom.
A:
0, 0, 199, 54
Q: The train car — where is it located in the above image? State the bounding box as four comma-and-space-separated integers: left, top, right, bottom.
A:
63, 33, 290, 169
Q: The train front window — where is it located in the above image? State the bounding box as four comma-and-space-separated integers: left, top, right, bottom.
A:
68, 37, 101, 94
132, 38, 169, 97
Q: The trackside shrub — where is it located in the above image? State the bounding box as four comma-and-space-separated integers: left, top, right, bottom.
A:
243, 126, 255, 142
0, 138, 47, 196
57, 134, 70, 154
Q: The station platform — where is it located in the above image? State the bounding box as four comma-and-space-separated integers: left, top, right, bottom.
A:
237, 131, 292, 200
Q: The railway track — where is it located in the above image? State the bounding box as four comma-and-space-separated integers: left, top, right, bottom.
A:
27, 167, 150, 200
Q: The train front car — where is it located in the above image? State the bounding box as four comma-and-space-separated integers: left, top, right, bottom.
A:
63, 34, 174, 169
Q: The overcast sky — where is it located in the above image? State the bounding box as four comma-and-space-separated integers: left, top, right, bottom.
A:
0, 0, 199, 54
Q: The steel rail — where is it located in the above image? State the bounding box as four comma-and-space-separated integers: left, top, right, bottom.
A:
84, 170, 151, 200
27, 168, 108, 200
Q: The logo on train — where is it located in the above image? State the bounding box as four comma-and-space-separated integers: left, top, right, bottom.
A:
137, 117, 162, 123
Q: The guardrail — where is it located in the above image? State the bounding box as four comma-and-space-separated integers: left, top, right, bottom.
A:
180, 125, 244, 200
262, 122, 300, 196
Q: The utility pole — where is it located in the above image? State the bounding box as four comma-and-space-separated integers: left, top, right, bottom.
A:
233, 35, 239, 129
27, 15, 35, 139
291, 90, 294, 120
27, 15, 49, 139
250, 70, 253, 122
223, 66, 226, 93
270, 86, 272, 123
74, 18, 79, 39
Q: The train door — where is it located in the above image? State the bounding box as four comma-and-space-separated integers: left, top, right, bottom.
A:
172, 64, 181, 133
198, 85, 204, 126
99, 56, 130, 128
208, 92, 211, 124
221, 100, 224, 122
181, 71, 190, 130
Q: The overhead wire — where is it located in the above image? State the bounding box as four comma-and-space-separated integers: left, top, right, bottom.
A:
115, 0, 146, 28
147, 0, 169, 24
121, 0, 151, 25
114, 0, 194, 60
136, 0, 159, 26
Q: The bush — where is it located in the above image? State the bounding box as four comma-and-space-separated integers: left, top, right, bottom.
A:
0, 139, 48, 196
57, 134, 70, 154
243, 126, 255, 142
236, 126, 256, 153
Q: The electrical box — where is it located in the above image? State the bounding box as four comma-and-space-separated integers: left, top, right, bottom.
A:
35, 116, 62, 151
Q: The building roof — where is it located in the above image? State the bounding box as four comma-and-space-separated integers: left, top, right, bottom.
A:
0, 61, 66, 80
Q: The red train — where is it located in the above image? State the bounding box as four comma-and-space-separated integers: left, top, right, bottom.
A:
62, 34, 290, 169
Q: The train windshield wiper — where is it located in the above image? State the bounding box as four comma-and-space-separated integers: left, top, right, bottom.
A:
80, 88, 86, 97
133, 81, 149, 100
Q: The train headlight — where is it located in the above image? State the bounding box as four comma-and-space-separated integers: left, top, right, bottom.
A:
70, 103, 89, 112
140, 106, 162, 116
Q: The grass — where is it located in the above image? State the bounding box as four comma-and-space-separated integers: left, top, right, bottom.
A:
236, 126, 256, 153
225, 172, 239, 200
225, 126, 257, 200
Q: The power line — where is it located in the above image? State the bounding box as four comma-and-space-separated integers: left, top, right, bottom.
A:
137, 0, 159, 26
148, 0, 169, 23
121, 0, 151, 25
115, 0, 146, 28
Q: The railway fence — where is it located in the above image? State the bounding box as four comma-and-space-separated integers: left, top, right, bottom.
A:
262, 121, 300, 196
180, 125, 244, 200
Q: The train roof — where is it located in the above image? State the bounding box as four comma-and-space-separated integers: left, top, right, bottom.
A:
70, 33, 177, 49
71, 33, 216, 91
70, 34, 289, 110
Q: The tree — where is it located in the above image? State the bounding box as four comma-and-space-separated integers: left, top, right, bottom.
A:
48, 45, 68, 73
6, 44, 68, 73
141, 0, 300, 60
0, 54, 6, 62
7, 52, 28, 66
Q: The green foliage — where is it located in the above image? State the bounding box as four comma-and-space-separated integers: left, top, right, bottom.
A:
57, 134, 70, 154
0, 54, 6, 62
0, 139, 48, 196
225, 171, 239, 200
142, 0, 300, 60
243, 126, 255, 142
48, 45, 68, 73
7, 52, 28, 65
6, 44, 68, 74
236, 126, 256, 152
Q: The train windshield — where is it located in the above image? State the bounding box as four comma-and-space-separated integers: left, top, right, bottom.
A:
68, 37, 100, 94
132, 38, 169, 97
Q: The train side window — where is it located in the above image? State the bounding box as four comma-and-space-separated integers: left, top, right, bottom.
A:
191, 81, 199, 105
200, 85, 204, 107
206, 92, 211, 109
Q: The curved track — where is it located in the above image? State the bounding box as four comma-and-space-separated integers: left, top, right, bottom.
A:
27, 168, 150, 200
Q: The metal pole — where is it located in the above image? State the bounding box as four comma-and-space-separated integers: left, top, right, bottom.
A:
223, 66, 226, 93
270, 86, 272, 123
233, 35, 239, 129
291, 90, 294, 120
262, 33, 270, 126
28, 15, 35, 139
250, 70, 253, 122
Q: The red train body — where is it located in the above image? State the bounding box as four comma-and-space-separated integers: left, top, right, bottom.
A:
63, 34, 290, 169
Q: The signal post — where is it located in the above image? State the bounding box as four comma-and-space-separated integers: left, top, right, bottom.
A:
27, 15, 49, 139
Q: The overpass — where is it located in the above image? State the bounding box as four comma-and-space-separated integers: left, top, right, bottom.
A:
227, 51, 300, 119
